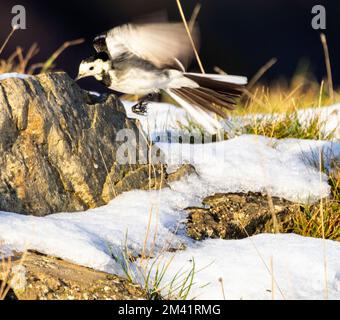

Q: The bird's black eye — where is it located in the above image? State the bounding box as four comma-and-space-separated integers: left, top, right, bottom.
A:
89, 66, 94, 71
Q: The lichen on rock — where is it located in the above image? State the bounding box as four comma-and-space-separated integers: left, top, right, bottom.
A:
0, 251, 146, 300
186, 192, 298, 240
0, 72, 165, 216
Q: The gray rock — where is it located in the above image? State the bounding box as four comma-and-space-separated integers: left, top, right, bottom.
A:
186, 192, 298, 240
0, 72, 165, 216
0, 251, 146, 300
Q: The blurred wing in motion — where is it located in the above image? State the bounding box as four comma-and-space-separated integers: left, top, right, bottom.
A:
96, 23, 199, 69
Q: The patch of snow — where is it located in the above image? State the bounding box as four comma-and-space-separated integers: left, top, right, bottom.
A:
1, 100, 340, 299
123, 101, 192, 140
0, 73, 31, 81
0, 134, 339, 299
0, 189, 187, 273
0, 243, 14, 257
233, 104, 340, 141
123, 102, 340, 141
158, 135, 339, 203
298, 104, 340, 140
149, 234, 340, 300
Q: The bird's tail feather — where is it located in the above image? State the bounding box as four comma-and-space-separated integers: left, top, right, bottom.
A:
184, 72, 248, 85
165, 89, 223, 134
165, 73, 247, 133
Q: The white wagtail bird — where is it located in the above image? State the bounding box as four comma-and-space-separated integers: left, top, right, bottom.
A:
76, 22, 247, 133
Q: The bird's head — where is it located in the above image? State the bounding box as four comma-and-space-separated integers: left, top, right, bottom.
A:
76, 52, 110, 81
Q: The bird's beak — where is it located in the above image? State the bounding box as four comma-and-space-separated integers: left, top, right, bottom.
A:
75, 73, 86, 81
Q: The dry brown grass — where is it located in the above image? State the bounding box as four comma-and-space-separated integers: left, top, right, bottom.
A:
0, 27, 83, 75
239, 77, 340, 116
279, 170, 340, 242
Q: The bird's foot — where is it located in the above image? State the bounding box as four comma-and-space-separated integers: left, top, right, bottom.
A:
132, 101, 148, 115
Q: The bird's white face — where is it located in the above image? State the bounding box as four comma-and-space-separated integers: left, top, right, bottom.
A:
76, 58, 110, 81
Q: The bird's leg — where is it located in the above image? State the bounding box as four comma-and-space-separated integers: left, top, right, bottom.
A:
131, 93, 154, 115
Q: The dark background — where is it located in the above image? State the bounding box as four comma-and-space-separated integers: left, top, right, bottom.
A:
0, 0, 339, 91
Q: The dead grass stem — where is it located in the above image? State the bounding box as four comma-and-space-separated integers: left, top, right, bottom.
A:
0, 27, 18, 56
320, 33, 334, 103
